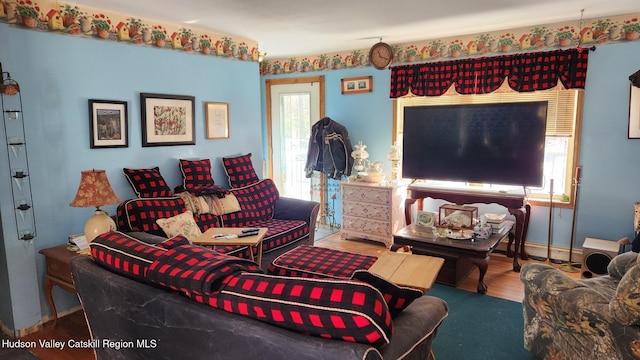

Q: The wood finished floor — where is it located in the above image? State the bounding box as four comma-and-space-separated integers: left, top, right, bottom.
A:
19, 231, 580, 359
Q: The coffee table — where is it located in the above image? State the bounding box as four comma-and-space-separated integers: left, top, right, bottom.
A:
393, 223, 513, 294
193, 227, 268, 265
368, 251, 444, 292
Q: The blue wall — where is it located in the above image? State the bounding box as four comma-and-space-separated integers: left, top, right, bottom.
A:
0, 23, 262, 333
263, 40, 640, 251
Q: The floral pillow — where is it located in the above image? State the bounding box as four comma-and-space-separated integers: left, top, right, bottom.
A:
156, 211, 202, 242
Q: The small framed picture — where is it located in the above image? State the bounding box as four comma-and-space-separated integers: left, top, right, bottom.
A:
140, 93, 195, 147
416, 211, 437, 227
341, 76, 373, 95
205, 102, 229, 139
88, 99, 128, 148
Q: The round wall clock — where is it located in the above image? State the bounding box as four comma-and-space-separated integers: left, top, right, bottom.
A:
369, 42, 393, 70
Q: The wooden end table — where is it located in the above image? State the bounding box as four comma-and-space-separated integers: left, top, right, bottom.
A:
368, 251, 444, 292
39, 244, 86, 327
193, 228, 268, 265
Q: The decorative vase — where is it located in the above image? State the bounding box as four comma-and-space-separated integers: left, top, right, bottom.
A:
202, 46, 210, 55
79, 17, 92, 33
625, 31, 639, 41
155, 38, 165, 47
21, 16, 36, 28
96, 28, 108, 39
558, 38, 571, 47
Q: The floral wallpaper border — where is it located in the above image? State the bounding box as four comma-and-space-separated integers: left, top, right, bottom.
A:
1, 1, 638, 75
0, 0, 260, 61
262, 13, 640, 76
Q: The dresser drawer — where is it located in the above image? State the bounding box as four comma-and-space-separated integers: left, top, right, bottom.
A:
342, 185, 390, 204
342, 200, 390, 221
342, 216, 391, 238
46, 257, 73, 284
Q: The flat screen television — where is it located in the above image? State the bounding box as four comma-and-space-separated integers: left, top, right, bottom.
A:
402, 101, 548, 187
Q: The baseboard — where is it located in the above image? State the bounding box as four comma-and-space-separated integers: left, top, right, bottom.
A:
496, 239, 583, 264
0, 305, 83, 338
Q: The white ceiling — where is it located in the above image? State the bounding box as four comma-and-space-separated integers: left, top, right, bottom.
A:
69, 0, 640, 58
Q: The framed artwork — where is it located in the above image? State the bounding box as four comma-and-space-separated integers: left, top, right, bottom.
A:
629, 83, 640, 138
140, 93, 195, 146
341, 76, 373, 94
205, 102, 229, 139
88, 99, 128, 148
416, 211, 437, 227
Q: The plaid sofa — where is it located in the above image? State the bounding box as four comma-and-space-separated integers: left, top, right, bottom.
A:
116, 179, 320, 268
520, 251, 640, 360
72, 232, 449, 360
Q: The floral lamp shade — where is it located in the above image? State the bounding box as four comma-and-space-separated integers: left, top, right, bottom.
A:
70, 169, 122, 241
70, 170, 121, 208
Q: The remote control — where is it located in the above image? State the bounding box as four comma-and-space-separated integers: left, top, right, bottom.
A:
238, 231, 259, 237
242, 228, 259, 233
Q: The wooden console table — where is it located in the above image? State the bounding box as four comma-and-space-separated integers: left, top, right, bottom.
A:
404, 185, 530, 272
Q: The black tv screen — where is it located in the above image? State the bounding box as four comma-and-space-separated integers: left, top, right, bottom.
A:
402, 101, 548, 187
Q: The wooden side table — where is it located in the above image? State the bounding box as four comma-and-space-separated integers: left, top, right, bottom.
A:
193, 228, 268, 266
39, 244, 83, 327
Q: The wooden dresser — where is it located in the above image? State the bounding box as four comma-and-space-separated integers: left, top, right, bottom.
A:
340, 180, 408, 247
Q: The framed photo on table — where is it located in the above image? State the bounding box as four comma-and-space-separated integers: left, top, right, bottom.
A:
205, 102, 229, 139
140, 93, 195, 146
88, 99, 128, 148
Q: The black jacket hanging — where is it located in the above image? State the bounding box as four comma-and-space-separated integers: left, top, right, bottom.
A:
304, 117, 353, 179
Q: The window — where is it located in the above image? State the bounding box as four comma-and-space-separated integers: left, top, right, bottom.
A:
393, 83, 582, 207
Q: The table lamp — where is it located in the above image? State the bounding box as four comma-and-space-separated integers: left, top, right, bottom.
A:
70, 169, 122, 242
387, 142, 402, 181
351, 141, 369, 173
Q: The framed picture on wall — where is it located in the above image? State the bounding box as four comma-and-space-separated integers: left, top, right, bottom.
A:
140, 93, 195, 147
341, 76, 373, 94
88, 99, 128, 148
205, 102, 229, 139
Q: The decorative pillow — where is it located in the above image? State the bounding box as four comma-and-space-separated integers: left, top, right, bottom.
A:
123, 167, 172, 198
607, 251, 639, 279
609, 264, 640, 326
89, 231, 167, 282
222, 153, 260, 188
156, 211, 202, 242
212, 193, 241, 215
351, 269, 424, 317
179, 159, 214, 189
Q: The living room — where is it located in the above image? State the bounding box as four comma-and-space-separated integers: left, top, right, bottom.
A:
1, 0, 640, 356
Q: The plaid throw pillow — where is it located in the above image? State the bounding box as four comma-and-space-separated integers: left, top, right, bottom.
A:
222, 153, 259, 188
179, 159, 214, 189
123, 167, 172, 198
89, 231, 168, 282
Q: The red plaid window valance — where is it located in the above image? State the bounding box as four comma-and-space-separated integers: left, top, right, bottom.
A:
389, 48, 589, 98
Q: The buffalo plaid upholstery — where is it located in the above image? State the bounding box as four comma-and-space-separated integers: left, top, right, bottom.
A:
269, 245, 422, 317
89, 231, 168, 282
220, 179, 278, 227
222, 153, 260, 188
155, 235, 191, 249
146, 245, 262, 294
122, 167, 173, 198
351, 270, 423, 317
116, 197, 190, 236
268, 245, 377, 279
179, 159, 214, 189
212, 272, 393, 348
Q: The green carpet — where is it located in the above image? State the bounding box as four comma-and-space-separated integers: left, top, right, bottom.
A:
428, 283, 539, 360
